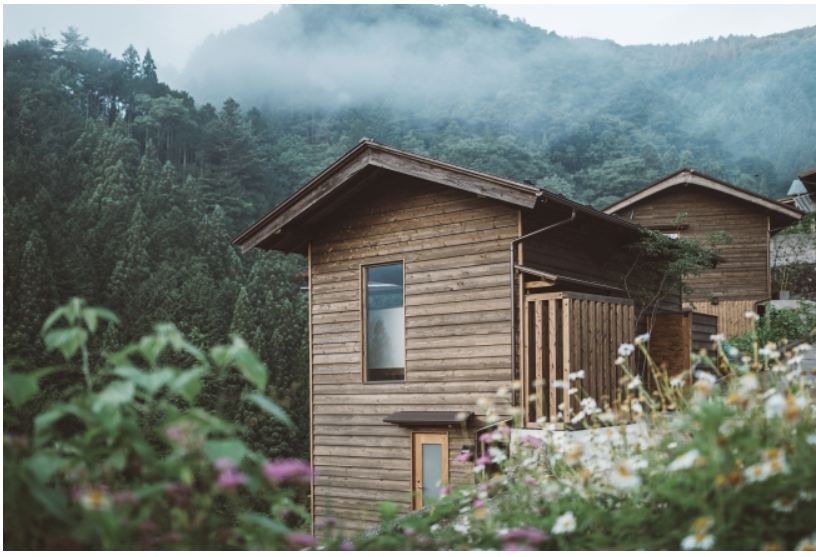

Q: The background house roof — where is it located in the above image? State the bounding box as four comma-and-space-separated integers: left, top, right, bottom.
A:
603, 168, 804, 231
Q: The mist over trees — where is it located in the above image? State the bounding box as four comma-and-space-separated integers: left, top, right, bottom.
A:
178, 5, 816, 195
3, 6, 815, 462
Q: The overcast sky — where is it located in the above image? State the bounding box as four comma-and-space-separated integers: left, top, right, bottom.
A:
4, 4, 816, 74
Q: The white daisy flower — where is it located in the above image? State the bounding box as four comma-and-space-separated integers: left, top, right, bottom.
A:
627, 376, 642, 390
569, 370, 585, 380
488, 446, 507, 463
681, 533, 715, 550
668, 449, 702, 471
670, 376, 686, 387
609, 459, 642, 490
618, 343, 635, 357
771, 496, 797, 513
806, 434, 816, 446
552, 511, 577, 534
634, 333, 650, 345
795, 534, 816, 551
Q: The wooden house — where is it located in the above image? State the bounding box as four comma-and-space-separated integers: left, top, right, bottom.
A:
234, 140, 678, 533
604, 169, 803, 338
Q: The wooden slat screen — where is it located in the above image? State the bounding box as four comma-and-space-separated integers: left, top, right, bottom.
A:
523, 292, 635, 425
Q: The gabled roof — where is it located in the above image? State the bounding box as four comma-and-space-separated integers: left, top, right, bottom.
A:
799, 167, 816, 191
234, 139, 642, 254
603, 169, 804, 231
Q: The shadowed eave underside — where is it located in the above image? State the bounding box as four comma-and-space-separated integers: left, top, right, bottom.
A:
233, 139, 644, 255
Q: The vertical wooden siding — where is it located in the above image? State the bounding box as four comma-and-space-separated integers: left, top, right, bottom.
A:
523, 292, 634, 424
310, 176, 517, 533
686, 300, 755, 338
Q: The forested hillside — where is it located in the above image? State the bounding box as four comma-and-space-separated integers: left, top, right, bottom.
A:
3, 32, 309, 461
179, 5, 816, 199
4, 5, 815, 462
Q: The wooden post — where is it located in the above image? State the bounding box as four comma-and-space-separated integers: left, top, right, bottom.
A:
535, 300, 544, 422
548, 300, 558, 422
562, 299, 571, 421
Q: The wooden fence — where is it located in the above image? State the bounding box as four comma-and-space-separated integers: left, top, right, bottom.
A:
522, 291, 635, 425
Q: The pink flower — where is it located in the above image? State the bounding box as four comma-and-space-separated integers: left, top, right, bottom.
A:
500, 528, 549, 545
476, 455, 492, 465
521, 436, 542, 447
502, 544, 535, 551
286, 533, 317, 549
217, 468, 248, 491
165, 426, 185, 442
455, 451, 473, 462
403, 527, 415, 538
340, 540, 354, 551
214, 458, 237, 472
440, 486, 450, 497
479, 433, 493, 443
474, 499, 485, 508
262, 459, 313, 485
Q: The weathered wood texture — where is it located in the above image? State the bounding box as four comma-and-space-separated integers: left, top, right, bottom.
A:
522, 291, 635, 425
310, 176, 517, 533
616, 187, 771, 302
520, 209, 681, 320
685, 300, 755, 338
646, 311, 718, 377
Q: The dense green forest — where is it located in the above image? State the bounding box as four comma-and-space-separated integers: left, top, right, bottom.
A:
4, 5, 815, 462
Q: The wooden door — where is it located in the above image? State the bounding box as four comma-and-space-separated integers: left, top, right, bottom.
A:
412, 433, 449, 509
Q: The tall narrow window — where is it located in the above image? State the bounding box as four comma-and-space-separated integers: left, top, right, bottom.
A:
364, 263, 405, 382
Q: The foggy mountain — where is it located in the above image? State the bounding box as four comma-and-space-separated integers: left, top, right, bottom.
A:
177, 5, 816, 196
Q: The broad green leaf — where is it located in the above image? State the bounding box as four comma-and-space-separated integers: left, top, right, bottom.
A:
92, 380, 135, 412
379, 501, 401, 522
233, 350, 267, 392
34, 407, 68, 433
4, 370, 39, 408
112, 366, 173, 394
169, 367, 204, 403
181, 341, 207, 363
25, 454, 66, 484
186, 408, 239, 434
30, 484, 70, 523
240, 513, 291, 535
44, 327, 88, 359
139, 335, 166, 366
104, 449, 127, 471
203, 439, 248, 464
41, 306, 69, 333
81, 307, 98, 333
91, 307, 119, 325
210, 345, 231, 367
245, 393, 295, 431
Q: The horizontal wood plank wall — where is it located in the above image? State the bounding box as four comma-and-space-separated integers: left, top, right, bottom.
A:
616, 187, 770, 302
686, 300, 755, 338
310, 176, 516, 534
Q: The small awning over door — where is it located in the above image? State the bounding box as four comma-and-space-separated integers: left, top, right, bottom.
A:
383, 411, 474, 427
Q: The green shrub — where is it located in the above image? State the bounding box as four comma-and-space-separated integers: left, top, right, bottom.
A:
3, 299, 314, 550
320, 326, 816, 551
730, 302, 816, 354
